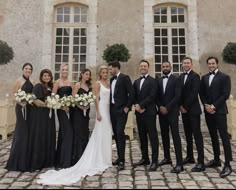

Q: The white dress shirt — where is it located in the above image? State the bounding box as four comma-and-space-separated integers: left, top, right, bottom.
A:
209, 69, 218, 86
163, 73, 172, 93
140, 74, 149, 90
184, 69, 192, 84
111, 72, 120, 104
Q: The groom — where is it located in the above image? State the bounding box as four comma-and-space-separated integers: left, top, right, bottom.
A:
109, 61, 134, 171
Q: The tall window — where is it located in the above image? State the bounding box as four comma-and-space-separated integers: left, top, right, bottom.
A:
154, 5, 187, 77
54, 5, 88, 82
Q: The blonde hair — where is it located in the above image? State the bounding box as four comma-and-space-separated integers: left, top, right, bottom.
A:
60, 64, 69, 79
98, 65, 108, 80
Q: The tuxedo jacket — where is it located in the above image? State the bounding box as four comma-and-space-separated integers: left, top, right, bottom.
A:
179, 70, 202, 115
200, 71, 231, 114
110, 73, 134, 114
156, 74, 181, 114
133, 75, 158, 116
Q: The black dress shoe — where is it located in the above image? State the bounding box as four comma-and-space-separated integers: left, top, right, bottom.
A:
191, 163, 206, 172
205, 160, 222, 168
149, 163, 158, 172
171, 165, 184, 174
158, 159, 172, 166
112, 159, 119, 166
183, 157, 195, 165
220, 165, 232, 178
133, 159, 150, 167
118, 162, 125, 171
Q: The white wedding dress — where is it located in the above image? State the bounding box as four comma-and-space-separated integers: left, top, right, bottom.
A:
38, 82, 112, 186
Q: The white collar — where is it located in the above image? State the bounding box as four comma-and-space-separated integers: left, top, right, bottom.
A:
141, 74, 149, 78
116, 72, 121, 78
184, 69, 192, 74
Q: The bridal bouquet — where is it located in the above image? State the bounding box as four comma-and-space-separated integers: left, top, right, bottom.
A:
14, 89, 36, 105
74, 92, 96, 116
60, 95, 76, 108
46, 93, 62, 109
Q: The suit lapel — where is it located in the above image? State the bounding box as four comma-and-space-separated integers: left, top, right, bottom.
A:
164, 75, 172, 94
140, 76, 149, 92
210, 71, 220, 88
114, 73, 122, 95
184, 70, 193, 86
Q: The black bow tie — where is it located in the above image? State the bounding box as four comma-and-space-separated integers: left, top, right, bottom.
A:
209, 71, 216, 75
113, 76, 118, 80
163, 76, 169, 79
140, 76, 146, 80
184, 72, 189, 76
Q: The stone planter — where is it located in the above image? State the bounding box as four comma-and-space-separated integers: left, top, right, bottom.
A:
0, 97, 16, 140
125, 110, 134, 140
227, 95, 236, 140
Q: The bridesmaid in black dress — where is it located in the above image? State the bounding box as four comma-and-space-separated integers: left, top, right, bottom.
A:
6, 63, 34, 172
71, 69, 92, 165
28, 69, 56, 172
53, 64, 73, 169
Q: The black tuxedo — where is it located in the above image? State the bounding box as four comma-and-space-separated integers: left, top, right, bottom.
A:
179, 70, 204, 164
133, 75, 159, 163
200, 71, 232, 163
156, 74, 183, 166
110, 73, 134, 163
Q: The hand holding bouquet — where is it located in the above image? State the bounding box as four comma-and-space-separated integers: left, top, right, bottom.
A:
46, 93, 62, 109
15, 89, 36, 107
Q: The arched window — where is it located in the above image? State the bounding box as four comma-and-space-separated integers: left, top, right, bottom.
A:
54, 4, 88, 82
153, 5, 187, 77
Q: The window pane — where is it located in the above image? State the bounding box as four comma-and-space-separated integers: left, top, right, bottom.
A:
171, 7, 177, 14
162, 55, 168, 62
180, 46, 186, 54
154, 29, 160, 36
74, 7, 80, 14
154, 16, 160, 23
57, 15, 63, 22
155, 46, 161, 54
162, 38, 168, 45
81, 29, 86, 36
55, 73, 60, 81
55, 55, 61, 62
81, 15, 87, 23
172, 38, 178, 45
154, 8, 161, 14
64, 7, 70, 14
63, 55, 69, 62
81, 8, 87, 14
56, 28, 63, 36
74, 15, 80, 22
172, 29, 178, 36
56, 37, 62, 45
63, 46, 69, 53
179, 15, 185, 23
155, 64, 161, 72
74, 37, 80, 45
80, 55, 86, 62
155, 55, 161, 63
171, 16, 177, 23
73, 55, 79, 62
173, 55, 179, 63
80, 64, 86, 71
64, 29, 70, 36
179, 29, 185, 36
64, 15, 70, 23
73, 64, 79, 71
173, 64, 180, 72
80, 46, 86, 53
162, 46, 168, 54
56, 46, 62, 53
72, 73, 79, 81
161, 16, 167, 23
180, 55, 185, 62
178, 8, 184, 14
155, 38, 161, 45
74, 29, 80, 36
63, 37, 69, 45
57, 8, 63, 14
172, 46, 179, 54
179, 37, 185, 45
162, 29, 168, 36
73, 46, 79, 54
161, 7, 167, 14
81, 37, 87, 45
55, 64, 61, 71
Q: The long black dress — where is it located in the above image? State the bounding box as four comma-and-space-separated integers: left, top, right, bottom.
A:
5, 76, 33, 172
56, 86, 73, 169
71, 88, 90, 165
28, 83, 56, 172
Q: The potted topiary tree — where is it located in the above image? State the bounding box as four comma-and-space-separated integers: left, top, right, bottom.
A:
222, 42, 236, 65
103, 43, 131, 63
0, 40, 14, 65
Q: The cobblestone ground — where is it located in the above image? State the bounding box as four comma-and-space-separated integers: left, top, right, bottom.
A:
0, 129, 236, 189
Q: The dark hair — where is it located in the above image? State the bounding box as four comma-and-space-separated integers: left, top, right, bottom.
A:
40, 69, 54, 91
162, 61, 171, 65
206, 56, 219, 64
108, 61, 121, 70
79, 68, 92, 90
139, 60, 150, 67
22, 63, 33, 71
182, 57, 193, 63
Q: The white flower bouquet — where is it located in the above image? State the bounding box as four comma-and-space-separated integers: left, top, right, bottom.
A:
46, 93, 62, 109
60, 95, 76, 108
14, 89, 36, 105
74, 92, 96, 116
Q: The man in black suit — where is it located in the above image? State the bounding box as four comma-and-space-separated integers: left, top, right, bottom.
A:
108, 61, 134, 171
156, 61, 184, 174
179, 57, 205, 172
200, 57, 232, 178
133, 60, 159, 171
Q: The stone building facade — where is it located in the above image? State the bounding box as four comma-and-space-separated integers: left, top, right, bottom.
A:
0, 0, 236, 98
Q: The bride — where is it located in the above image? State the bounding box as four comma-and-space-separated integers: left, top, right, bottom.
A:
38, 65, 113, 185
